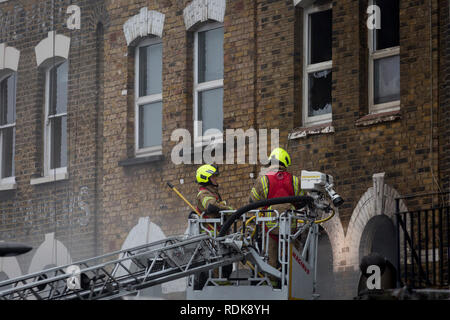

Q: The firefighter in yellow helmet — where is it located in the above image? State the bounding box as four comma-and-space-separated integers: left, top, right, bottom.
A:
195, 164, 234, 282
249, 148, 304, 271
196, 164, 233, 218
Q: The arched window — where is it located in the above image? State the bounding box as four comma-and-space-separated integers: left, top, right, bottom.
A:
0, 71, 16, 188
303, 3, 332, 126
135, 37, 163, 157
368, 0, 400, 113
193, 22, 224, 145
31, 32, 70, 185
44, 60, 68, 176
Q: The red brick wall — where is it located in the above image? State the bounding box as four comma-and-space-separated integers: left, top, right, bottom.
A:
0, 0, 108, 265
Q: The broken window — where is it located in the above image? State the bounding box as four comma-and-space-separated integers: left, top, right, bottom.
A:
308, 69, 332, 117
304, 6, 332, 125
309, 9, 332, 64
373, 0, 400, 51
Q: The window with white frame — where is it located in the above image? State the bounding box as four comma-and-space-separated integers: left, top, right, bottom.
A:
303, 4, 332, 126
0, 72, 16, 186
135, 37, 163, 157
194, 23, 224, 145
368, 0, 400, 113
44, 60, 68, 176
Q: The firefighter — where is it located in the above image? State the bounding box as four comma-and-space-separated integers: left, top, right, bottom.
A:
195, 164, 233, 283
249, 147, 304, 270
196, 164, 233, 218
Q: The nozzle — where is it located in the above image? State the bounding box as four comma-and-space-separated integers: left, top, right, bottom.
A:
332, 196, 344, 207
325, 183, 344, 208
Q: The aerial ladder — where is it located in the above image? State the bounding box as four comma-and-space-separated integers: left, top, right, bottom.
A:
0, 171, 342, 300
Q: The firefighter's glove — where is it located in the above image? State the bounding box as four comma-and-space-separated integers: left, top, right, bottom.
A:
206, 204, 221, 215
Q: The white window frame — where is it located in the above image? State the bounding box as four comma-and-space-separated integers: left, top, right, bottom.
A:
134, 37, 163, 158
0, 71, 16, 190
43, 60, 68, 180
303, 3, 333, 127
193, 22, 224, 147
368, 0, 400, 114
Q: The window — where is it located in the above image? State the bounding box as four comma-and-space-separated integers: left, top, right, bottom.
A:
44, 60, 68, 177
303, 5, 332, 126
194, 23, 224, 145
368, 0, 400, 113
135, 37, 163, 157
0, 72, 16, 188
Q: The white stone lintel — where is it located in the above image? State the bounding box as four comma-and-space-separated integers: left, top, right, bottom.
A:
35, 31, 71, 68
293, 0, 316, 8
123, 8, 165, 46
0, 43, 20, 74
183, 0, 226, 31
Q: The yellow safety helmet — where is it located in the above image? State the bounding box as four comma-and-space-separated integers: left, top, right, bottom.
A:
196, 164, 219, 184
268, 147, 291, 168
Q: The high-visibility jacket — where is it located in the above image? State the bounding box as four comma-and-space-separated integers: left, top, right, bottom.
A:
196, 186, 232, 218
250, 167, 303, 228
195, 186, 233, 234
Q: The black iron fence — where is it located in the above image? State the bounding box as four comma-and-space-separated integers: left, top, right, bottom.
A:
395, 192, 450, 288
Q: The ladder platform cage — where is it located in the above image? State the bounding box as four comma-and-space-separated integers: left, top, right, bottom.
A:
0, 195, 332, 300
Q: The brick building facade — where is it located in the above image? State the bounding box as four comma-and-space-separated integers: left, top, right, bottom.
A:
0, 0, 108, 276
0, 0, 449, 299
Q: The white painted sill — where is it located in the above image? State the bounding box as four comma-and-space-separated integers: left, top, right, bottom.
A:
0, 177, 17, 191
30, 171, 69, 185
288, 122, 335, 140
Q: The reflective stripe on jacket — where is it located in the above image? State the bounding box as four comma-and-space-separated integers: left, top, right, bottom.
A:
249, 168, 303, 228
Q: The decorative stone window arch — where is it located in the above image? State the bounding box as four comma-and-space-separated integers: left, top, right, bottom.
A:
122, 8, 165, 160
0, 43, 20, 78
34, 31, 71, 69
183, 1, 225, 147
293, 0, 319, 8
123, 8, 165, 46
183, 0, 226, 31
0, 43, 19, 190
31, 32, 71, 185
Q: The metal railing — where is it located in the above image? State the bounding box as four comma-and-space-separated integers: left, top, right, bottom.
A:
395, 192, 450, 289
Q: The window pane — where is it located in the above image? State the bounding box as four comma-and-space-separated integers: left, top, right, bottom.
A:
139, 101, 162, 149
309, 9, 332, 64
374, 0, 399, 50
0, 74, 16, 125
198, 87, 223, 134
50, 116, 67, 169
308, 69, 332, 117
198, 27, 224, 83
139, 42, 163, 97
1, 127, 14, 178
374, 55, 400, 104
49, 61, 68, 115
